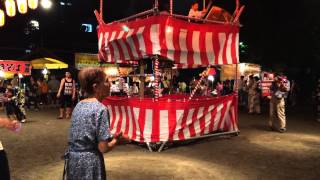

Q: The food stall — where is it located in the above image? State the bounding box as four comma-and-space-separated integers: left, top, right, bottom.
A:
0, 60, 32, 79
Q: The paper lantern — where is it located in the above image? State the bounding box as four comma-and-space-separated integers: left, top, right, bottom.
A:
17, 0, 28, 14
0, 9, 5, 27
28, 0, 38, 10
5, 0, 16, 17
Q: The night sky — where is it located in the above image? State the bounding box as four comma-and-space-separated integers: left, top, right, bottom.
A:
0, 0, 319, 73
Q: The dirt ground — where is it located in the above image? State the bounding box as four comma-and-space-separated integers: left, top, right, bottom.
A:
1, 106, 320, 180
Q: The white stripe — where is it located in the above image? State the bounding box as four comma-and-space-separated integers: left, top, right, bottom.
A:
159, 110, 169, 141
120, 106, 126, 132
179, 29, 188, 64
204, 105, 214, 134
150, 24, 160, 55
117, 31, 130, 60
220, 100, 232, 130
213, 103, 224, 131
112, 106, 120, 134
144, 109, 153, 142
133, 107, 140, 141
98, 32, 103, 51
226, 34, 233, 64
194, 107, 204, 136
218, 33, 227, 64
110, 31, 120, 63
137, 27, 146, 57
165, 26, 174, 60
127, 106, 133, 138
173, 110, 184, 140
104, 32, 111, 62
192, 31, 201, 65
182, 108, 195, 139
126, 29, 139, 59
235, 33, 239, 63
205, 32, 215, 65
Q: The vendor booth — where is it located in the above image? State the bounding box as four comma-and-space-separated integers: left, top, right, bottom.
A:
31, 57, 68, 69
221, 63, 261, 81
96, 0, 244, 151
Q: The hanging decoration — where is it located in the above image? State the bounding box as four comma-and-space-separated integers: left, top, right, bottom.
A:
28, 0, 38, 10
5, 0, 16, 17
17, 0, 28, 14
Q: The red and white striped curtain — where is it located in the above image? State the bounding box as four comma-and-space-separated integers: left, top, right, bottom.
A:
102, 94, 238, 143
98, 15, 239, 66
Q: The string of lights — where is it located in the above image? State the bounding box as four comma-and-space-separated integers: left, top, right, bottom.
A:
0, 0, 52, 27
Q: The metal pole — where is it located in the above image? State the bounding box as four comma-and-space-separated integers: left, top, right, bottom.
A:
203, 0, 206, 10
158, 141, 167, 152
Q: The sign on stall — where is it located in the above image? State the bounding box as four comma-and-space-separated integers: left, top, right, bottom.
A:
0, 60, 32, 75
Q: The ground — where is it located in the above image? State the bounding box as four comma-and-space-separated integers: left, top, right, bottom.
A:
1, 106, 320, 180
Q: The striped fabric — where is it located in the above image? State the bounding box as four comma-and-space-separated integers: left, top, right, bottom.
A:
98, 15, 239, 66
102, 94, 238, 143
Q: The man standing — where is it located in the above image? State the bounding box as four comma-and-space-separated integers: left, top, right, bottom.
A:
269, 76, 290, 133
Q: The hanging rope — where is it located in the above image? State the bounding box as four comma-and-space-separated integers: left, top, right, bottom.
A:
154, 57, 160, 101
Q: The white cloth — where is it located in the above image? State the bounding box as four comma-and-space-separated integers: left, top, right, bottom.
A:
0, 141, 3, 150
188, 9, 204, 19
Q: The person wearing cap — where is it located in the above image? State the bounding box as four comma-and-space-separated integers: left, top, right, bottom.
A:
269, 76, 290, 133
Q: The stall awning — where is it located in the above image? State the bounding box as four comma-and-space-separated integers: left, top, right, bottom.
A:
31, 58, 68, 69
98, 15, 239, 66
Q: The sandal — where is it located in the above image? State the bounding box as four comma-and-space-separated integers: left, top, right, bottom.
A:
57, 116, 63, 119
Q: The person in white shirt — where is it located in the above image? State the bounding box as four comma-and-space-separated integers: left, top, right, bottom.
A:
188, 2, 207, 19
0, 118, 20, 180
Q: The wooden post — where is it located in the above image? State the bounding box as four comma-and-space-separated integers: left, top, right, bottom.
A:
139, 61, 145, 98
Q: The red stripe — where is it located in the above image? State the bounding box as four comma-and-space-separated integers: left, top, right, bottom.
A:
209, 105, 218, 132
138, 108, 146, 142
199, 32, 209, 65
231, 33, 238, 64
172, 27, 181, 65
130, 106, 137, 140
199, 107, 208, 135
132, 28, 143, 59
212, 32, 220, 65
124, 106, 130, 135
108, 31, 116, 63
186, 31, 194, 66
122, 31, 135, 61
144, 25, 153, 56
168, 108, 177, 141
217, 101, 229, 130
110, 105, 116, 130
152, 109, 160, 142
188, 108, 199, 137
159, 26, 167, 58
178, 110, 188, 140
114, 32, 125, 63
116, 106, 123, 134
222, 34, 229, 65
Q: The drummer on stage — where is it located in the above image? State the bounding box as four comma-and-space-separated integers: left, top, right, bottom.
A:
188, 1, 207, 19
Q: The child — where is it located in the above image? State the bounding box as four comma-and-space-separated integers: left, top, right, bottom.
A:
4, 87, 27, 123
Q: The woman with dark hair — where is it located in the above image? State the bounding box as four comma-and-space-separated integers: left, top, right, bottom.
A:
64, 67, 121, 180
57, 71, 76, 119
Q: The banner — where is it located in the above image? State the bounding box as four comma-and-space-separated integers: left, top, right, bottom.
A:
102, 94, 238, 143
0, 60, 32, 75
